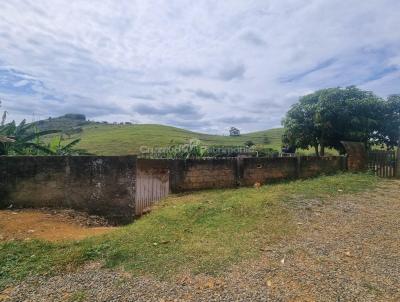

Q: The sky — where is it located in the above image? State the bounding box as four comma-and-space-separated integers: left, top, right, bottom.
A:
1, 0, 400, 134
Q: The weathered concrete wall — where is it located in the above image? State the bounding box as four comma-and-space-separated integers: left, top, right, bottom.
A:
169, 156, 347, 192
0, 155, 348, 220
137, 159, 170, 179
169, 158, 237, 192
241, 157, 297, 186
298, 156, 347, 178
0, 156, 136, 224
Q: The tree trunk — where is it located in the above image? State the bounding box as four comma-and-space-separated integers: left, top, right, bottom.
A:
314, 144, 319, 157
320, 144, 325, 157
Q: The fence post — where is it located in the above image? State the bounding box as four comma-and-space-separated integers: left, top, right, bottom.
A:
396, 147, 400, 178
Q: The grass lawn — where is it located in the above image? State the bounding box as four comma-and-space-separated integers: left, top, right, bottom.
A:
0, 173, 378, 290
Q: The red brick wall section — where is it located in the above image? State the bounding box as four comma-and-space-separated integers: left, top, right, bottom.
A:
169, 156, 347, 192
241, 157, 297, 186
169, 158, 237, 192
299, 156, 347, 178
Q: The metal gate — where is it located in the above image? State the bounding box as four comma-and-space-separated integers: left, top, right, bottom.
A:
367, 150, 397, 178
135, 167, 169, 215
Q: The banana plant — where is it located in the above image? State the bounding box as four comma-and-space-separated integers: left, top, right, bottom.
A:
47, 135, 89, 155
0, 119, 59, 155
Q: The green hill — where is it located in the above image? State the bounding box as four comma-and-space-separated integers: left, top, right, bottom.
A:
66, 124, 284, 155
35, 114, 284, 155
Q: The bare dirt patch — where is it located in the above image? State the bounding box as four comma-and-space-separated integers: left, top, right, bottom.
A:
0, 209, 113, 242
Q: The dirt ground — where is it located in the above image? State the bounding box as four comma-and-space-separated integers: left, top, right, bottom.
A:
0, 209, 113, 242
2, 180, 400, 301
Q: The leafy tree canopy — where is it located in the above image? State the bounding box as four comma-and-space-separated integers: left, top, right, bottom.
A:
282, 86, 399, 156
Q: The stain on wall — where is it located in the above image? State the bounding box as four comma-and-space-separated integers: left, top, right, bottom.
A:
0, 156, 136, 224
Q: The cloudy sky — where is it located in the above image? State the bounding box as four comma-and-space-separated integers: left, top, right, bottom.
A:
1, 0, 400, 133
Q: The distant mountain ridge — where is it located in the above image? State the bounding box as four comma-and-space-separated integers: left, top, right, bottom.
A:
34, 113, 89, 133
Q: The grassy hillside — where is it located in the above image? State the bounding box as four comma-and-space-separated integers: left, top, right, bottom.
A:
66, 124, 284, 155
34, 114, 284, 155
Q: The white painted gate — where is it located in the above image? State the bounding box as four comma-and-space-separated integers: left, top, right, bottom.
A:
135, 167, 169, 215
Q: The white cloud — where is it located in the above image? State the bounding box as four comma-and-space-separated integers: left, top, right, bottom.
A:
0, 0, 399, 133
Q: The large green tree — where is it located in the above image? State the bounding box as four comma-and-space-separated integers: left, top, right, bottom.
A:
282, 86, 396, 156
379, 94, 400, 148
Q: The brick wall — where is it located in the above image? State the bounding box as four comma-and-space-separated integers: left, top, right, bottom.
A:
0, 155, 349, 221
298, 156, 347, 178
241, 157, 297, 186
169, 158, 237, 192
169, 156, 347, 192
0, 156, 136, 224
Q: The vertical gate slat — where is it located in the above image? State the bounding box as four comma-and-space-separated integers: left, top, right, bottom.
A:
368, 150, 396, 178
135, 166, 170, 215
383, 152, 386, 177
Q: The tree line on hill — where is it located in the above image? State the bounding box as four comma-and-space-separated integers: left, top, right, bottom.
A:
282, 86, 400, 156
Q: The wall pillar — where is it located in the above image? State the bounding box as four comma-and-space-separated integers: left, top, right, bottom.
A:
341, 141, 367, 172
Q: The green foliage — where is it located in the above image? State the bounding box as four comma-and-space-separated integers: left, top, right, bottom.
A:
47, 136, 89, 155
0, 173, 378, 289
251, 145, 280, 157
379, 94, 400, 149
0, 105, 86, 155
244, 140, 255, 147
0, 119, 59, 155
282, 86, 397, 155
262, 135, 270, 144
144, 139, 279, 159
145, 139, 208, 159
